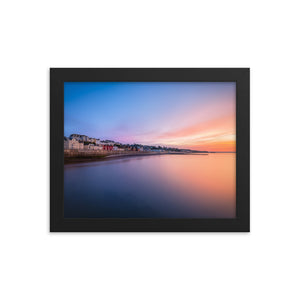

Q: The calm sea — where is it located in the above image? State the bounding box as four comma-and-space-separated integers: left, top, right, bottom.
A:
64, 153, 236, 218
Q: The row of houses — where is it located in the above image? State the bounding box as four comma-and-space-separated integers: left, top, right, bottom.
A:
64, 134, 182, 153
64, 137, 118, 151
123, 146, 144, 152
69, 134, 106, 145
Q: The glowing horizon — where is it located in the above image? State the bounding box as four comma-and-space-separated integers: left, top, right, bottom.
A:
64, 82, 236, 152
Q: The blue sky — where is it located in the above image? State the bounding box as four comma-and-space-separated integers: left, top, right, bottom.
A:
64, 82, 236, 151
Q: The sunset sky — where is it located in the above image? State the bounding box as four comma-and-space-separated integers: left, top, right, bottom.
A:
64, 82, 236, 152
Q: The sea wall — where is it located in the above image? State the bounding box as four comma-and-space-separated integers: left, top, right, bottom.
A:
64, 149, 140, 157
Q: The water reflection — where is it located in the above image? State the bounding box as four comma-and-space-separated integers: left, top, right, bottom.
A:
64, 153, 236, 218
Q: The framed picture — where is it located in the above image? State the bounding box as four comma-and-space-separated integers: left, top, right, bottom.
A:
50, 68, 250, 232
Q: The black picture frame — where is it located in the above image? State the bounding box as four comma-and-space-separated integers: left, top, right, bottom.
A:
50, 68, 250, 232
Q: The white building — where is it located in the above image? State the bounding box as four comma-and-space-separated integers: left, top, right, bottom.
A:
84, 144, 92, 150
83, 144, 103, 151
64, 137, 84, 150
69, 134, 81, 141
69, 134, 91, 142
80, 135, 89, 142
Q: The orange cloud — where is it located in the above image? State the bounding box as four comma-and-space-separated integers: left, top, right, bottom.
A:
152, 114, 236, 152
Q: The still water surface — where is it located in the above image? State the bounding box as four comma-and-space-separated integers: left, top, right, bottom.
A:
64, 153, 236, 218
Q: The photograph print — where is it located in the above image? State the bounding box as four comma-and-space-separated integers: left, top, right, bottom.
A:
64, 82, 236, 219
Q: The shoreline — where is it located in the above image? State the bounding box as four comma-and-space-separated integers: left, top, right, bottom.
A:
64, 151, 209, 165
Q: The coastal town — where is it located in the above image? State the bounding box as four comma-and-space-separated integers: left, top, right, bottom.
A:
64, 133, 209, 162
64, 133, 194, 153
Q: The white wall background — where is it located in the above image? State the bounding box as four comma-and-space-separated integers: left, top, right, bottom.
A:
1, 1, 299, 299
